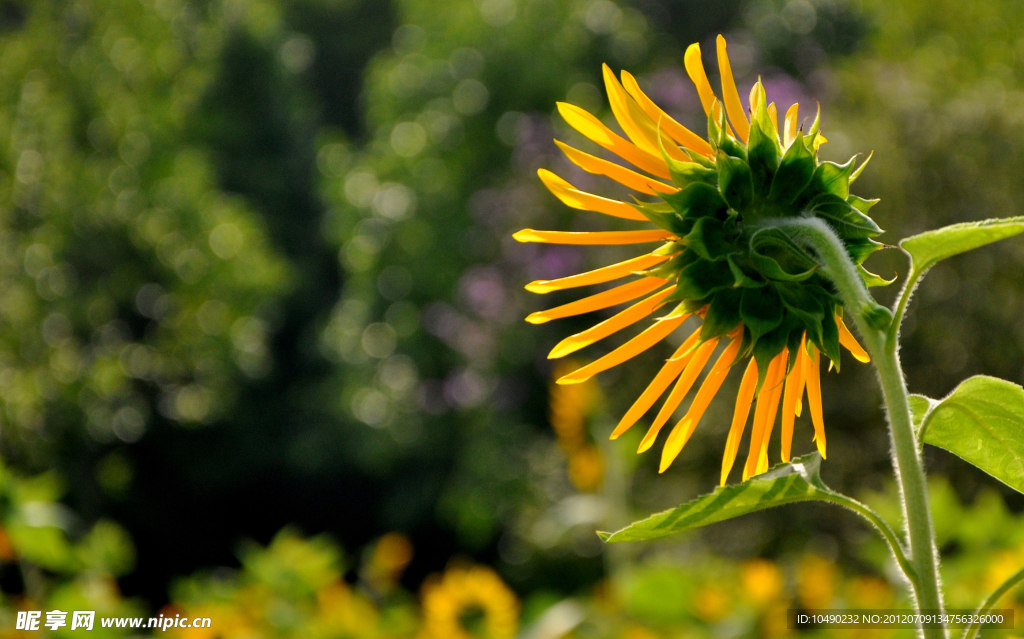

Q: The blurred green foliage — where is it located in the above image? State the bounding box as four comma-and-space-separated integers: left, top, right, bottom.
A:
0, 0, 288, 466
0, 459, 141, 637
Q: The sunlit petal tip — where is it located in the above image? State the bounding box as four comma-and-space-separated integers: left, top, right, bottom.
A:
837, 316, 871, 363
512, 229, 675, 245
684, 42, 717, 116
554, 139, 675, 195
554, 373, 588, 385
637, 433, 656, 454
659, 436, 685, 473
524, 312, 549, 325
530, 253, 669, 293
715, 34, 750, 143
784, 103, 799, 148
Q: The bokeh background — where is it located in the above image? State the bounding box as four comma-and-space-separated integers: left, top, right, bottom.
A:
0, 0, 1023, 637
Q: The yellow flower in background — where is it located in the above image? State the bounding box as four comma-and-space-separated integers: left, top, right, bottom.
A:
549, 361, 605, 491
797, 554, 837, 610
692, 584, 731, 622
516, 35, 879, 483
420, 565, 519, 639
567, 444, 604, 492
848, 576, 893, 608
740, 558, 784, 606
313, 582, 381, 638
549, 360, 599, 451
362, 532, 414, 594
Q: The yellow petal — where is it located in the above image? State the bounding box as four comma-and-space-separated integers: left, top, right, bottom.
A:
546, 285, 675, 357
525, 252, 670, 293
722, 357, 758, 485
660, 337, 742, 472
603, 64, 659, 154
805, 345, 826, 458
743, 352, 786, 481
620, 71, 716, 157
603, 65, 692, 163
684, 43, 718, 116
610, 331, 700, 439
755, 350, 788, 474
513, 229, 674, 245
526, 277, 666, 325
837, 315, 870, 363
556, 314, 687, 385
716, 35, 749, 144
638, 337, 719, 453
537, 169, 648, 221
784, 103, 799, 149
554, 140, 676, 196
779, 334, 806, 462
794, 340, 808, 418
767, 102, 779, 141
556, 102, 671, 179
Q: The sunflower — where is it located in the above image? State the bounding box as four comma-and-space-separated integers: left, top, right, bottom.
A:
515, 36, 883, 484
419, 565, 519, 639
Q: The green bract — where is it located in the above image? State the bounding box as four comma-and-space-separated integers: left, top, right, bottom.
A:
633, 87, 884, 388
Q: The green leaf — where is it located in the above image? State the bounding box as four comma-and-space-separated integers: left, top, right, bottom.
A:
707, 104, 724, 149
748, 228, 819, 282
659, 125, 718, 189
858, 264, 896, 287
660, 182, 727, 220
631, 201, 691, 235
752, 314, 800, 389
701, 288, 742, 340
917, 376, 1024, 494
900, 217, 1024, 278
816, 307, 841, 369
845, 238, 885, 264
769, 130, 815, 204
643, 251, 694, 280
809, 193, 883, 239
740, 286, 783, 340
685, 148, 716, 169
776, 283, 825, 323
726, 254, 765, 288
746, 119, 779, 196
685, 217, 733, 261
598, 453, 831, 543
848, 149, 873, 184
908, 394, 936, 431
671, 257, 735, 300
718, 135, 747, 161
810, 157, 856, 199
670, 161, 718, 190
847, 195, 879, 215
717, 151, 753, 211
653, 241, 683, 256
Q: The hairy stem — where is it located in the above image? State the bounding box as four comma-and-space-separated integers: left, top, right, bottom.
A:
820, 492, 918, 589
771, 217, 947, 639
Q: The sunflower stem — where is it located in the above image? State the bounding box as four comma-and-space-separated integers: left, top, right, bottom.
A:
769, 217, 947, 639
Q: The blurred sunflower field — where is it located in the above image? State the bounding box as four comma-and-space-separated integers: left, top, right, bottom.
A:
0, 0, 1021, 636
